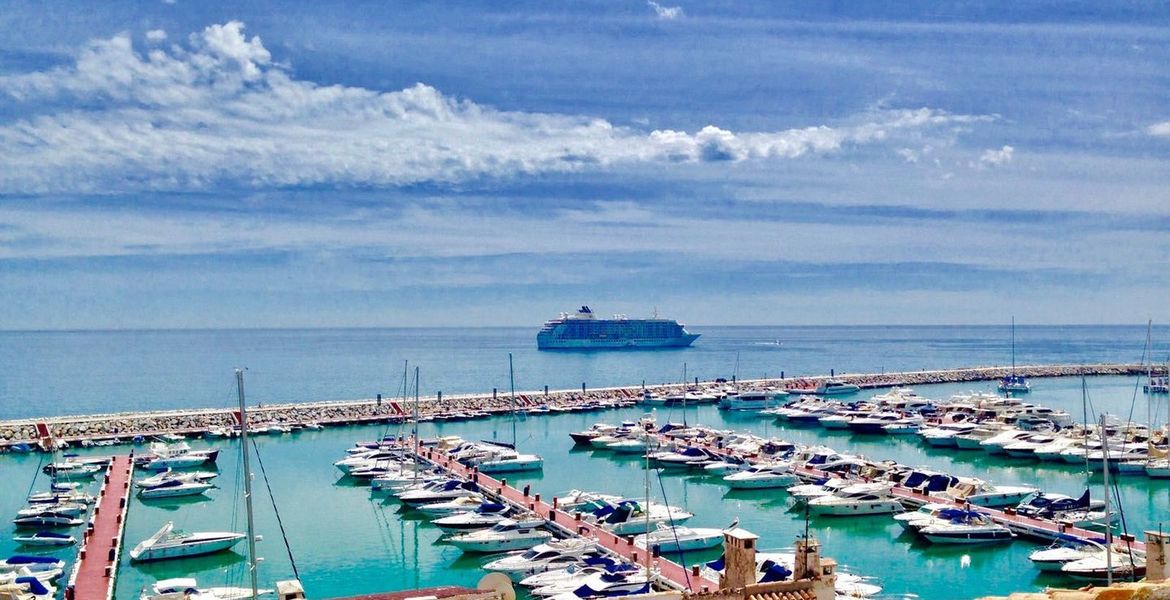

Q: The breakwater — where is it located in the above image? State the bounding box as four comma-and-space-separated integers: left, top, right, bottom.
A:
1, 362, 1158, 449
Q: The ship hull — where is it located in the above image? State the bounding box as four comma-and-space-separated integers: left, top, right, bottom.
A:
537, 334, 699, 350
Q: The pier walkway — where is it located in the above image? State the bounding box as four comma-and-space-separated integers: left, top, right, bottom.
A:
411, 443, 720, 593
66, 455, 133, 600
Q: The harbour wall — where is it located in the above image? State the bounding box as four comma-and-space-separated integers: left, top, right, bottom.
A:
0, 362, 1160, 448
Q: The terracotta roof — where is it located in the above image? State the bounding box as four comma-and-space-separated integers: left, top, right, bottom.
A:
746, 590, 816, 600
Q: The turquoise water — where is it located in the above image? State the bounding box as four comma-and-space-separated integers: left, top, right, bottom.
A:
1, 325, 1166, 418
1, 375, 1166, 600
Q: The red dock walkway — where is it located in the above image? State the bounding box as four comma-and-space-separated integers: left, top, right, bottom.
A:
414, 444, 720, 593
67, 454, 133, 600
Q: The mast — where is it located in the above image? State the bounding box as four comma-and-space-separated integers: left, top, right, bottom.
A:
235, 368, 260, 599
509, 353, 517, 446
682, 363, 688, 427
1100, 411, 1113, 586
643, 440, 651, 578
413, 367, 420, 483
1010, 316, 1016, 373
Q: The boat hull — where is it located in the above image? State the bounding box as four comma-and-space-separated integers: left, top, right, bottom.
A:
131, 536, 244, 562
807, 500, 902, 516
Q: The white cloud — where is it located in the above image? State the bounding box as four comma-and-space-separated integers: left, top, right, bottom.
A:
145, 29, 168, 43
1148, 121, 1170, 136
647, 1, 684, 20
977, 145, 1014, 167
0, 21, 991, 194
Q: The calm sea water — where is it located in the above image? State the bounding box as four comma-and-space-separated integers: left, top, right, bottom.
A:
0, 327, 1168, 600
0, 325, 1167, 418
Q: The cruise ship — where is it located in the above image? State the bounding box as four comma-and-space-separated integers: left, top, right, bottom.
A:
536, 306, 700, 350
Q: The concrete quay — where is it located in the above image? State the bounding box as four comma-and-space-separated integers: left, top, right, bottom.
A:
0, 362, 1156, 450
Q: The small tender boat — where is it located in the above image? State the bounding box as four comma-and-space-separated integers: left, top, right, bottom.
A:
632, 525, 725, 553
16, 503, 86, 518
12, 531, 76, 547
129, 522, 245, 562
723, 464, 799, 489
0, 556, 65, 577
140, 577, 274, 600
447, 518, 552, 553
137, 480, 214, 499
917, 510, 1015, 544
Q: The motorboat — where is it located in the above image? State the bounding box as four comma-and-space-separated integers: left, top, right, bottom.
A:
27, 482, 95, 505
649, 447, 711, 469
807, 483, 902, 516
953, 425, 1006, 450
999, 374, 1030, 394
12, 511, 83, 528
929, 478, 1037, 508
882, 419, 924, 435
416, 494, 488, 516
1029, 537, 1108, 572
786, 478, 852, 504
396, 479, 480, 506
723, 464, 799, 489
702, 455, 751, 476
483, 539, 597, 581
719, 390, 788, 411
518, 562, 611, 590
136, 470, 217, 489
0, 556, 64, 579
817, 413, 855, 430
139, 577, 274, 600
632, 525, 724, 553
447, 518, 552, 553
41, 462, 102, 480
15, 503, 86, 518
816, 379, 861, 396
0, 576, 55, 600
918, 422, 979, 447
137, 480, 214, 499
569, 424, 618, 445
1060, 549, 1146, 580
141, 442, 220, 471
892, 503, 956, 530
432, 503, 512, 534
129, 522, 246, 562
589, 500, 693, 535
606, 437, 656, 454
476, 451, 545, 474
535, 571, 651, 600
978, 429, 1034, 454
1013, 490, 1110, 527
917, 510, 1015, 544
846, 412, 906, 434
12, 531, 76, 547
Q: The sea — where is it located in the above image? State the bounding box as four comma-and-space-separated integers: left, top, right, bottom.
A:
0, 325, 1168, 600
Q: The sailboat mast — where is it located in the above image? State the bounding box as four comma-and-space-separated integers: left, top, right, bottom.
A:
413, 367, 420, 483
1010, 316, 1016, 372
235, 368, 260, 599
509, 353, 517, 446
1100, 412, 1113, 586
643, 444, 651, 577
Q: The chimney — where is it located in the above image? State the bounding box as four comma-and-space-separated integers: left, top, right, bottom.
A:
720, 527, 758, 590
795, 536, 836, 600
1146, 529, 1170, 582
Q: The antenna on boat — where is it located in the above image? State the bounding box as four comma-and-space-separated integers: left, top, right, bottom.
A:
235, 368, 260, 599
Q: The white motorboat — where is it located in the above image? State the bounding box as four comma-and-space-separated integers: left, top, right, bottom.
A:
786, 478, 852, 504
0, 575, 55, 600
41, 462, 102, 480
723, 464, 799, 489
140, 577, 274, 600
12, 531, 76, 547
137, 480, 214, 499
1060, 550, 1146, 580
447, 518, 552, 553
1013, 490, 1110, 527
702, 456, 750, 475
142, 443, 219, 471
432, 503, 512, 534
591, 501, 693, 535
396, 479, 480, 506
649, 447, 711, 469
978, 429, 1033, 454
719, 390, 788, 411
891, 503, 956, 530
929, 478, 1037, 508
632, 525, 724, 553
0, 556, 64, 578
483, 539, 596, 581
569, 424, 618, 445
918, 422, 978, 447
917, 510, 1015, 544
1029, 538, 1107, 572
416, 494, 488, 516
883, 419, 924, 435
15, 503, 86, 518
807, 483, 902, 516
606, 437, 656, 454
136, 470, 217, 489
518, 563, 608, 590
477, 452, 545, 474
535, 571, 651, 599
12, 511, 82, 528
816, 379, 861, 396
129, 522, 246, 562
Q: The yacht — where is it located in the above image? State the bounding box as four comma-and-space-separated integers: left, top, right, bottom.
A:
431, 503, 511, 534
723, 464, 799, 489
1013, 490, 1110, 527
483, 539, 597, 581
518, 562, 611, 590
929, 478, 1037, 508
882, 418, 925, 435
918, 422, 979, 447
846, 412, 905, 434
807, 483, 902, 516
12, 511, 83, 528
590, 501, 693, 535
141, 443, 220, 471
816, 379, 861, 396
632, 525, 725, 552
475, 449, 545, 474
534, 571, 651, 599
892, 503, 956, 530
702, 455, 751, 476
416, 494, 489, 516
0, 576, 54, 600
978, 429, 1034, 454
536, 306, 699, 350
917, 511, 1014, 544
569, 424, 618, 445
786, 478, 852, 504
15, 503, 85, 518
129, 522, 246, 562
1060, 550, 1146, 580
12, 531, 76, 547
41, 462, 102, 480
136, 470, 217, 489
1029, 538, 1108, 572
447, 518, 552, 553
719, 390, 788, 411
137, 480, 214, 500
396, 479, 480, 506
140, 577, 274, 600
650, 447, 712, 469
606, 436, 656, 454
0, 556, 64, 579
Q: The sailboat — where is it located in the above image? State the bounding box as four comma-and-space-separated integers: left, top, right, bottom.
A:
477, 354, 544, 474
998, 317, 1030, 394
139, 370, 291, 599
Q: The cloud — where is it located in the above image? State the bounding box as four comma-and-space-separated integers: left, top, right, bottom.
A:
145, 29, 167, 43
1148, 121, 1170, 136
977, 145, 1014, 167
647, 1, 684, 20
0, 21, 991, 194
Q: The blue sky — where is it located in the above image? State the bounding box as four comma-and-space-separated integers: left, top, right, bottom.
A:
1, 1, 1169, 328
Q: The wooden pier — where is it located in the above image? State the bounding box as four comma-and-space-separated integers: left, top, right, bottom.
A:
410, 443, 721, 593
66, 454, 133, 600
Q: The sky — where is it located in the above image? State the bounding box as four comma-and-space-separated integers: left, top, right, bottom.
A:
1, 1, 1169, 328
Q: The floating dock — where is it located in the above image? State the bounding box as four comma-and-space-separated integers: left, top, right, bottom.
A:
66, 454, 133, 600
408, 442, 721, 593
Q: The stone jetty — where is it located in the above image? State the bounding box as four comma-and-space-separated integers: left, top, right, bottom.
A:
0, 362, 1160, 450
